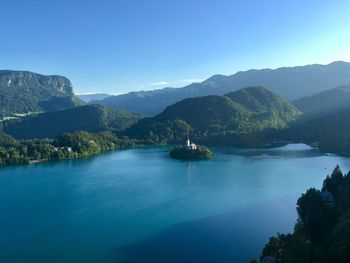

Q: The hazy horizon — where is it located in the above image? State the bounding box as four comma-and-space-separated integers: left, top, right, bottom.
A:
76, 59, 350, 95
3, 60, 350, 96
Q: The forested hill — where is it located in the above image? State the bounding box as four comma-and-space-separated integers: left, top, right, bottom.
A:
95, 61, 350, 115
276, 84, 350, 154
259, 166, 350, 262
124, 86, 301, 145
293, 84, 350, 116
225, 86, 300, 122
1, 104, 144, 139
283, 106, 350, 154
0, 70, 83, 118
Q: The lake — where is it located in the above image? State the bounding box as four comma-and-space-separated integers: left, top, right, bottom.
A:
1, 144, 350, 263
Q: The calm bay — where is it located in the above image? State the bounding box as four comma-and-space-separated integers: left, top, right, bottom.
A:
1, 144, 350, 262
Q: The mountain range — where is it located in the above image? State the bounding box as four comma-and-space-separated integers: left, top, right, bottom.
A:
78, 93, 110, 102
3, 63, 350, 154
94, 61, 350, 115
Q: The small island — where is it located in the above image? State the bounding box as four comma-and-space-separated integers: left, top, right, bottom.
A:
170, 137, 214, 160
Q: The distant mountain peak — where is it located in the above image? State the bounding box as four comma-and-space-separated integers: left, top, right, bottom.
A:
328, 60, 349, 65
78, 93, 110, 103
90, 61, 350, 115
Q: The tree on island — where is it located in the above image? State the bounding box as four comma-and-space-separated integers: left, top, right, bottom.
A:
170, 133, 214, 160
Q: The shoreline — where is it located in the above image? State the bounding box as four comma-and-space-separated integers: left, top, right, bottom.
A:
2, 142, 350, 169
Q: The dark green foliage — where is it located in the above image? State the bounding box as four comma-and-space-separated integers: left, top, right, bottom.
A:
0, 70, 83, 117
327, 211, 350, 262
170, 145, 214, 160
158, 95, 249, 131
0, 145, 29, 165
38, 96, 82, 112
296, 188, 337, 240
125, 118, 191, 145
281, 85, 350, 155
0, 140, 60, 166
260, 166, 350, 263
322, 166, 350, 210
125, 87, 301, 147
226, 86, 301, 124
260, 233, 313, 263
0, 131, 137, 166
54, 131, 136, 157
284, 107, 350, 154
0, 132, 17, 146
2, 104, 144, 139
322, 166, 343, 195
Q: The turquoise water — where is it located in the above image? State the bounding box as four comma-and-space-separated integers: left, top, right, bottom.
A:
1, 144, 350, 263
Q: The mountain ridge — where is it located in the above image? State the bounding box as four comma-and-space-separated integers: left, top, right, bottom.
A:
293, 84, 350, 116
0, 70, 83, 117
1, 104, 144, 139
78, 93, 110, 102
95, 61, 350, 115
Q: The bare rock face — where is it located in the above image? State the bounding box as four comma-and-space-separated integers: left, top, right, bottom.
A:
0, 70, 73, 95
0, 70, 82, 117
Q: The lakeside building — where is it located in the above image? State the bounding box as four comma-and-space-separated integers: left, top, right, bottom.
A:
186, 136, 197, 150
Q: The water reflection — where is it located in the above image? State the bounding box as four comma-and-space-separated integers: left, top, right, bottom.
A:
220, 143, 322, 159
119, 197, 297, 263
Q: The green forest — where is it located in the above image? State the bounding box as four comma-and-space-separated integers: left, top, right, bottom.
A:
1, 104, 144, 139
124, 87, 301, 146
0, 131, 137, 166
2, 83, 350, 166
170, 145, 214, 160
258, 166, 350, 263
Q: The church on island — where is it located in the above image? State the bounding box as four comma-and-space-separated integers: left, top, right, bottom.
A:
170, 132, 214, 160
186, 137, 197, 150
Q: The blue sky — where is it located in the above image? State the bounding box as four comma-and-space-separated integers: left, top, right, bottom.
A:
1, 0, 350, 94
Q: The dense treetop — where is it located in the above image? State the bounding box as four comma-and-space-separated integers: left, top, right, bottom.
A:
0, 130, 137, 166
170, 145, 214, 160
283, 102, 350, 154
260, 166, 350, 263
